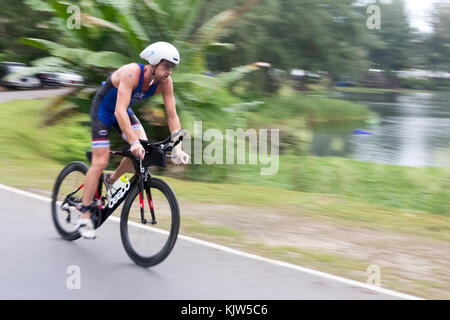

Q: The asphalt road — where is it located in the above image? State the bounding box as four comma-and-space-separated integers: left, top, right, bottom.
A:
0, 87, 75, 103
0, 186, 417, 300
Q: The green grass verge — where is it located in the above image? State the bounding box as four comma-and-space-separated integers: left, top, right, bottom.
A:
181, 216, 244, 240
186, 152, 450, 218
162, 176, 450, 242
0, 97, 91, 164
0, 97, 449, 237
229, 155, 450, 218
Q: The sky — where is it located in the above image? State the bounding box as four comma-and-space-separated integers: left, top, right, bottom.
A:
403, 0, 436, 33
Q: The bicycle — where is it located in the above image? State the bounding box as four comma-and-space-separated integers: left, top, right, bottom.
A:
51, 129, 187, 267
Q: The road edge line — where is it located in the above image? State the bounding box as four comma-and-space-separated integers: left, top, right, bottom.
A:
0, 183, 424, 300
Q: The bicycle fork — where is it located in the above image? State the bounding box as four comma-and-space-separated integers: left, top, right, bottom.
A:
138, 186, 157, 225
138, 160, 157, 225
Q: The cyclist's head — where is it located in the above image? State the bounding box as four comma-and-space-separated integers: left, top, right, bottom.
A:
140, 42, 179, 81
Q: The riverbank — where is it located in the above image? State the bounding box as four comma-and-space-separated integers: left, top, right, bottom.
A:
256, 92, 372, 124
333, 87, 437, 94
303, 83, 443, 94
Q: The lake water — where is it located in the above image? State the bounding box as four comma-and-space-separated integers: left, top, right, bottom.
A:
309, 91, 450, 167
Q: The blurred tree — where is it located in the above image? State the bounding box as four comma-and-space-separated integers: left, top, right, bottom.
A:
20, 0, 263, 136
6, 0, 447, 92
0, 0, 59, 62
196, 0, 372, 82
366, 0, 414, 71
427, 1, 450, 71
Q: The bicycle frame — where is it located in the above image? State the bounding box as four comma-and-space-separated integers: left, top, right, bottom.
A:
73, 130, 185, 229
67, 152, 155, 229
97, 155, 156, 229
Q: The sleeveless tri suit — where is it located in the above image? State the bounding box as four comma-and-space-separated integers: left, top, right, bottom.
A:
90, 63, 158, 148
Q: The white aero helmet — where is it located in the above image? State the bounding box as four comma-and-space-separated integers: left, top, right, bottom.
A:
139, 42, 180, 66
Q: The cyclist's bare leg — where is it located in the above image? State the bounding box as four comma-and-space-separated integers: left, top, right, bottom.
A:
81, 147, 110, 219
109, 128, 148, 183
109, 157, 133, 183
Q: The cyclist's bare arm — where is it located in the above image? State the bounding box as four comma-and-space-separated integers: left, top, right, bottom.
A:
160, 76, 188, 164
113, 64, 141, 146
160, 76, 182, 136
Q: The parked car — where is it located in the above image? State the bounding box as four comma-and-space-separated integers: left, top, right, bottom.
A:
0, 62, 41, 89
37, 72, 61, 87
55, 72, 84, 86
38, 71, 84, 87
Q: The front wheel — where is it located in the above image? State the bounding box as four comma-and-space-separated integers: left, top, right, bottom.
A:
120, 177, 180, 267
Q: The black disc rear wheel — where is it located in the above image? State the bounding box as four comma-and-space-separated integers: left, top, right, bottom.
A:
51, 161, 89, 241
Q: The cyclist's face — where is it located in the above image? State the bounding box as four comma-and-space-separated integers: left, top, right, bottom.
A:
153, 60, 176, 82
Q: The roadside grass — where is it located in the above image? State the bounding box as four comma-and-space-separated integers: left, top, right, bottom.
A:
246, 155, 450, 217
1, 97, 449, 241
0, 97, 90, 164
162, 177, 450, 242
181, 216, 244, 240
186, 154, 450, 218
251, 243, 369, 276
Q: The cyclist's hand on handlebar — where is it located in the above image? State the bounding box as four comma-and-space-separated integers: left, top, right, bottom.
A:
172, 145, 189, 165
130, 142, 145, 160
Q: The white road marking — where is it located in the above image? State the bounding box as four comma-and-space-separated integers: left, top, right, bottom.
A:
0, 183, 424, 300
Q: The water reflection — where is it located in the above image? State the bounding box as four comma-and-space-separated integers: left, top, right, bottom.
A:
310, 91, 450, 167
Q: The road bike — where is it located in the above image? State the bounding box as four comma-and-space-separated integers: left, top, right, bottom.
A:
51, 130, 186, 267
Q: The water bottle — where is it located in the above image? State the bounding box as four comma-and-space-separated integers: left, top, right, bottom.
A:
107, 175, 129, 200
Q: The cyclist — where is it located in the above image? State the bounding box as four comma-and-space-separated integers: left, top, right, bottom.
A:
77, 42, 189, 239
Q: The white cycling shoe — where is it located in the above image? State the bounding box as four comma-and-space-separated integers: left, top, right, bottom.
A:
77, 218, 97, 240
